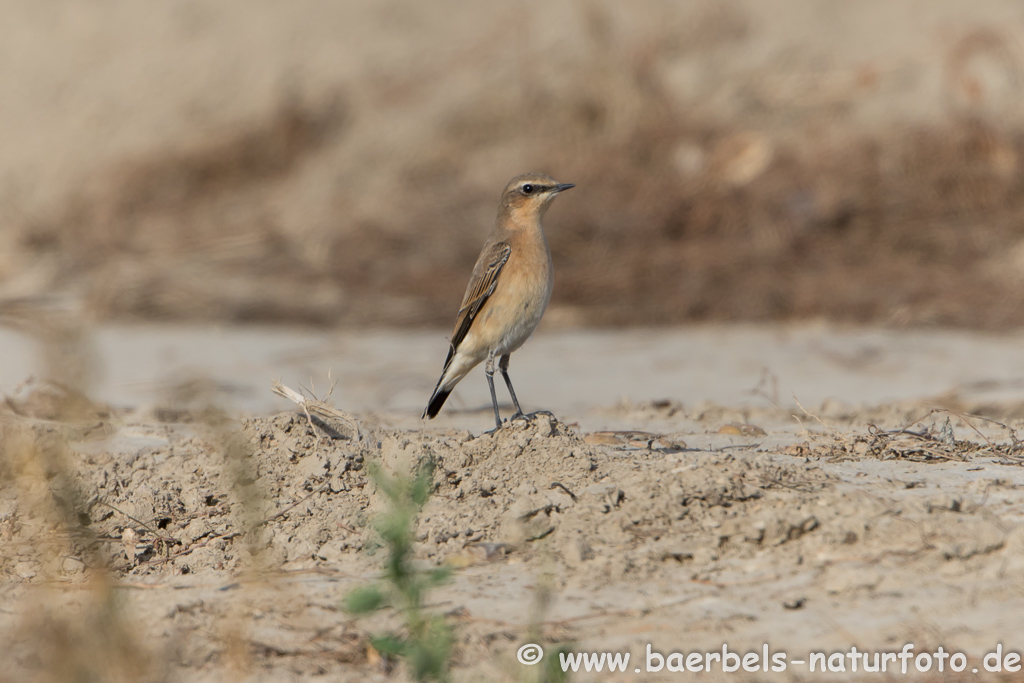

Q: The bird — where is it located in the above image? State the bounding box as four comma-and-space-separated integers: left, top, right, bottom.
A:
423, 172, 574, 429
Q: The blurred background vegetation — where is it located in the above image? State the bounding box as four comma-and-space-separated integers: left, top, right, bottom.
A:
3, 0, 1024, 329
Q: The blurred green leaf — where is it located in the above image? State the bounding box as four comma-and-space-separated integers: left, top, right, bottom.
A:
372, 634, 407, 657
344, 585, 387, 614
543, 644, 574, 683
408, 616, 452, 682
426, 567, 451, 586
410, 462, 434, 506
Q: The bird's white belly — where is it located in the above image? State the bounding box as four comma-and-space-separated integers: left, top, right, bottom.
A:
494, 280, 551, 356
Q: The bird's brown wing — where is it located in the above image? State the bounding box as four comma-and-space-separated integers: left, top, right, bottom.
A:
444, 241, 512, 365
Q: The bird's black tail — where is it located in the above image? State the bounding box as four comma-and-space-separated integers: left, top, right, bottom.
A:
423, 387, 451, 419
424, 347, 458, 419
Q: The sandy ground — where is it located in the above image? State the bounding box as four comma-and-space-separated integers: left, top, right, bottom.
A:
2, 324, 1024, 681
5, 322, 1024, 421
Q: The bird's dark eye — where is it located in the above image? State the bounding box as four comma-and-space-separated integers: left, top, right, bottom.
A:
521, 184, 534, 195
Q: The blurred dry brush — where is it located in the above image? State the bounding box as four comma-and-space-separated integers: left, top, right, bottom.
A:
0, 305, 370, 680
0, 308, 159, 682
6, 4, 1024, 330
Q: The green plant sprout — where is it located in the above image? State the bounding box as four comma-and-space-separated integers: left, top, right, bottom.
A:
345, 457, 453, 682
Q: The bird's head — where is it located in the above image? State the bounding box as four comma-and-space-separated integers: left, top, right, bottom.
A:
499, 172, 575, 221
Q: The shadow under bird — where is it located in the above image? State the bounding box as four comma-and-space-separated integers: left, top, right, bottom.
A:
423, 172, 575, 429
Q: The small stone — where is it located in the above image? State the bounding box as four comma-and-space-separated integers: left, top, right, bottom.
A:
61, 556, 87, 574
717, 423, 766, 437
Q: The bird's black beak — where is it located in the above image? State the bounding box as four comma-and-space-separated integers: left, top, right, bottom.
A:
555, 183, 576, 193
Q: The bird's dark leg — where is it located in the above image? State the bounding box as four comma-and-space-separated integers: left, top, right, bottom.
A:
499, 354, 525, 420
485, 352, 502, 429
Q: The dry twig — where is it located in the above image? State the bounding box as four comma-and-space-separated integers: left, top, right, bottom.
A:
272, 380, 360, 441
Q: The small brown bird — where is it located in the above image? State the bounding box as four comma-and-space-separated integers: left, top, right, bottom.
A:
423, 173, 574, 428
